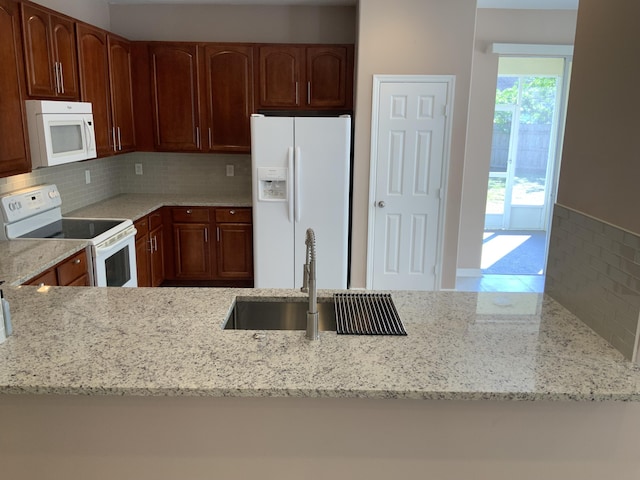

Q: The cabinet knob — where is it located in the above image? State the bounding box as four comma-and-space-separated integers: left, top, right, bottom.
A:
186, 209, 192, 214
229, 210, 235, 215
73, 259, 81, 265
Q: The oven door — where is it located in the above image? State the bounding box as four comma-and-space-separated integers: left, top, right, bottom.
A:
93, 227, 138, 287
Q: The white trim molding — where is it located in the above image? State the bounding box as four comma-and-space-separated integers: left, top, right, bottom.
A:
490, 43, 574, 56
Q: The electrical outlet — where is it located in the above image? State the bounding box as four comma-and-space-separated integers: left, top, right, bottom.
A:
135, 163, 143, 175
226, 164, 234, 177
85, 170, 91, 184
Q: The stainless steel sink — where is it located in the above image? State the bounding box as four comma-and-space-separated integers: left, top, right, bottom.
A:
224, 298, 336, 331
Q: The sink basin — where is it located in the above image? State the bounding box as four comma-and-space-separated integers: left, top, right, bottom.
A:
225, 298, 336, 331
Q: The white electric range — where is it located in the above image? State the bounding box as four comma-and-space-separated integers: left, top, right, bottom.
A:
0, 184, 137, 287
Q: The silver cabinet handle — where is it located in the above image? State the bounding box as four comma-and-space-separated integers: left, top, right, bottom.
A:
196, 127, 200, 149
208, 128, 212, 150
295, 81, 299, 105
59, 62, 64, 94
377, 201, 386, 208
117, 127, 122, 151
53, 62, 60, 93
307, 81, 311, 105
217, 227, 220, 242
147, 238, 154, 253
112, 127, 117, 151
204, 227, 208, 242
153, 235, 158, 252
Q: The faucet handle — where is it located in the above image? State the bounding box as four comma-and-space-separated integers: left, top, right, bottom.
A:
301, 263, 309, 293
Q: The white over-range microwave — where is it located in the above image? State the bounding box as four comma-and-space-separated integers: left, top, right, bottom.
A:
25, 100, 97, 168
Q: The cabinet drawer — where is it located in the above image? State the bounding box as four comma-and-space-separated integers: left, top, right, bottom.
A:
149, 210, 163, 230
215, 208, 251, 223
134, 217, 149, 236
172, 207, 210, 223
57, 251, 89, 286
26, 268, 58, 286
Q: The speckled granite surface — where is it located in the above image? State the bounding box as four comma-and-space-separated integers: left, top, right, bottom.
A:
0, 193, 251, 286
0, 287, 639, 401
68, 193, 252, 220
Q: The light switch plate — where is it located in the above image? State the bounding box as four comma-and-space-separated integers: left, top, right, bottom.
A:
85, 170, 91, 184
226, 164, 234, 176
135, 163, 143, 175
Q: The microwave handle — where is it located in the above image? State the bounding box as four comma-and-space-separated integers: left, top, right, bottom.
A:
84, 119, 94, 151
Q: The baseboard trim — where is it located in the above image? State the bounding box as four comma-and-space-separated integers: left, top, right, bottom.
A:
456, 268, 482, 278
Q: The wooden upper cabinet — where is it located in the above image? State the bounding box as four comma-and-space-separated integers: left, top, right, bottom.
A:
257, 45, 303, 109
21, 2, 78, 99
257, 44, 353, 110
306, 46, 352, 109
108, 35, 135, 153
149, 43, 202, 151
0, 0, 30, 178
76, 23, 112, 156
203, 44, 254, 153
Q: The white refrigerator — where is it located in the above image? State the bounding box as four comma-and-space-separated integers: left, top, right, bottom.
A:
251, 114, 351, 289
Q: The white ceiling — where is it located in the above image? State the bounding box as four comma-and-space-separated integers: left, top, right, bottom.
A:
107, 0, 579, 9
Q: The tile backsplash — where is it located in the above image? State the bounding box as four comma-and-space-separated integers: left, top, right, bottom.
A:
546, 203, 640, 362
0, 152, 252, 214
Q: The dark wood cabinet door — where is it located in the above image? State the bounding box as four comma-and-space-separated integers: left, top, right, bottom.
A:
76, 23, 113, 156
306, 46, 351, 109
21, 3, 78, 99
150, 43, 201, 151
173, 223, 211, 278
109, 35, 136, 152
134, 217, 151, 287
204, 44, 254, 152
257, 45, 303, 108
216, 223, 253, 279
150, 224, 164, 287
21, 3, 55, 96
0, 0, 30, 178
50, 14, 78, 99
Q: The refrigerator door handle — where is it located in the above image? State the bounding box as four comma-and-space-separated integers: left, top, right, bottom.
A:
288, 146, 294, 223
295, 146, 301, 222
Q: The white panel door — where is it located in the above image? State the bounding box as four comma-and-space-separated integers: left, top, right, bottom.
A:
371, 81, 449, 290
294, 116, 351, 289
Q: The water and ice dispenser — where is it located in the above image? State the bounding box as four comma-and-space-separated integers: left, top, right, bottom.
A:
257, 167, 288, 201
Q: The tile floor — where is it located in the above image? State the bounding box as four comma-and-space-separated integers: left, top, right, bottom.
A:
455, 230, 547, 293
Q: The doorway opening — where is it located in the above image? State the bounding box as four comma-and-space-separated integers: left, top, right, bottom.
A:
483, 55, 572, 277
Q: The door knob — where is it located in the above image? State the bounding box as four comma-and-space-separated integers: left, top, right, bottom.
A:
377, 201, 386, 208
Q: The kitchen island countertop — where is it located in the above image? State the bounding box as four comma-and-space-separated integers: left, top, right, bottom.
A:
0, 286, 639, 402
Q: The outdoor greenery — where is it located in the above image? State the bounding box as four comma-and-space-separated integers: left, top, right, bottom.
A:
495, 76, 557, 125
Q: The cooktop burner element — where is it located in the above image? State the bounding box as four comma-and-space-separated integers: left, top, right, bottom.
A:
18, 218, 124, 240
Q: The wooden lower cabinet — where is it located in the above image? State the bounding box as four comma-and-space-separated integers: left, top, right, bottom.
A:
134, 208, 165, 287
215, 208, 253, 280
24, 249, 90, 287
164, 206, 253, 286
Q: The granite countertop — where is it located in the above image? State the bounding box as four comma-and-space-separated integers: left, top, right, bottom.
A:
0, 286, 639, 401
0, 193, 251, 286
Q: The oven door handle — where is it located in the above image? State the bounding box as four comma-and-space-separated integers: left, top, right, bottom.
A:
94, 225, 137, 254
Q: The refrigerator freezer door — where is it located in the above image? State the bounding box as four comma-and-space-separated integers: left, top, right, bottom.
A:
251, 116, 296, 288
293, 117, 351, 289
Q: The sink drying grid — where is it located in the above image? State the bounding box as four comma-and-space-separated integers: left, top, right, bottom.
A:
333, 293, 407, 335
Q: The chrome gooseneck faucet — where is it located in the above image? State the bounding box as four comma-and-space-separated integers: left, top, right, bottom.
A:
301, 228, 318, 340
